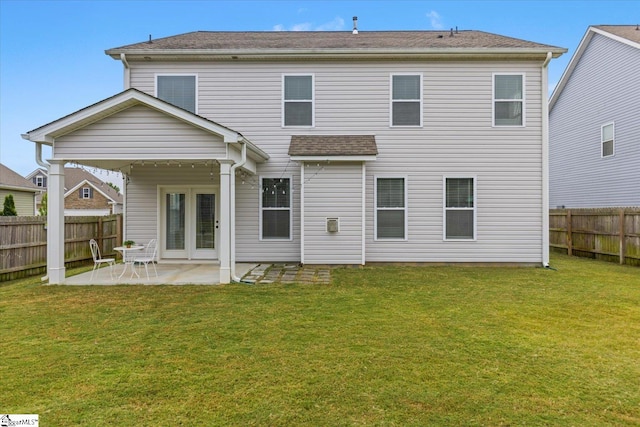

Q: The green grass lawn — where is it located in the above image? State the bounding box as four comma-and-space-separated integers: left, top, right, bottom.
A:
2, 254, 639, 426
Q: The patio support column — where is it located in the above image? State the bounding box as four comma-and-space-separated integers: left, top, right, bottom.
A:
218, 160, 232, 284
47, 160, 66, 284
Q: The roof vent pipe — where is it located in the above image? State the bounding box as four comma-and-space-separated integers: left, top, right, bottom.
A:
352, 16, 358, 34
449, 28, 454, 37
148, 34, 152, 44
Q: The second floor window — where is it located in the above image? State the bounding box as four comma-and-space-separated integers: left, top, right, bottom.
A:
494, 74, 524, 126
601, 122, 614, 157
157, 75, 197, 114
391, 74, 422, 127
81, 187, 93, 199
34, 176, 45, 187
283, 75, 313, 127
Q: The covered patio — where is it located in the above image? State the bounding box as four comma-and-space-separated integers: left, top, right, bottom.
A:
22, 89, 269, 285
65, 262, 258, 285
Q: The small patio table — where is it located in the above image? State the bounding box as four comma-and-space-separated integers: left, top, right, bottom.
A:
114, 245, 145, 279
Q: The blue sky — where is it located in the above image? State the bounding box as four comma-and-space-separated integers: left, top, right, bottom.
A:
1, 0, 637, 178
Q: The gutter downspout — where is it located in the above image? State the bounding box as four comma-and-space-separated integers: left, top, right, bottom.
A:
120, 54, 130, 89
230, 139, 247, 282
542, 52, 552, 268
35, 142, 50, 281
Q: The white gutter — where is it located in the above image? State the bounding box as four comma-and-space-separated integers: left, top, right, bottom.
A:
120, 54, 130, 89
35, 142, 49, 169
542, 51, 552, 268
230, 139, 247, 282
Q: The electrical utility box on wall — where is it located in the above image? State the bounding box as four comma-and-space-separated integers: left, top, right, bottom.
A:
326, 217, 340, 233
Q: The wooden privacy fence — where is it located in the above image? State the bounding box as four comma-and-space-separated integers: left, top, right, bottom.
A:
550, 208, 640, 266
0, 214, 122, 282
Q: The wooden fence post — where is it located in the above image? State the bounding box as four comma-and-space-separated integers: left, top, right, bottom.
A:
620, 209, 626, 265
116, 213, 123, 247
567, 209, 573, 257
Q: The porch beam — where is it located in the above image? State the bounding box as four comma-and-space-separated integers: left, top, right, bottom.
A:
47, 160, 66, 283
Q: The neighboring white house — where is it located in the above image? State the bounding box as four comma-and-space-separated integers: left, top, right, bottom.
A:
25, 167, 123, 216
0, 163, 40, 215
550, 25, 640, 208
22, 26, 566, 284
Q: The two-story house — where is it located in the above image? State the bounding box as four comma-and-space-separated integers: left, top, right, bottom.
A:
26, 167, 123, 216
550, 25, 640, 208
22, 27, 565, 284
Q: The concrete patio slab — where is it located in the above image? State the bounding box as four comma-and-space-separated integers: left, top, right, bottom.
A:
63, 262, 258, 285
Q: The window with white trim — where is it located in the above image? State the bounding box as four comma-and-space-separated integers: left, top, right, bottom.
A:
261, 177, 292, 240
391, 74, 422, 126
81, 187, 93, 199
444, 177, 475, 240
35, 176, 44, 187
493, 74, 524, 126
375, 177, 406, 240
156, 75, 197, 114
601, 122, 614, 157
283, 75, 314, 127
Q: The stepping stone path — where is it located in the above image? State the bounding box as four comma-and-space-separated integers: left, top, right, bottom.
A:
241, 263, 331, 285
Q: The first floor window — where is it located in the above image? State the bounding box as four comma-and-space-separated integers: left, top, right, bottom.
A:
157, 75, 197, 113
601, 122, 614, 157
376, 177, 406, 239
444, 177, 475, 240
494, 74, 524, 126
261, 177, 291, 239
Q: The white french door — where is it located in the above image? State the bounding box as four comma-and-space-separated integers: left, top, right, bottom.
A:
160, 186, 218, 260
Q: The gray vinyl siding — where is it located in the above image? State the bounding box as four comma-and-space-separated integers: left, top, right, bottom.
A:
550, 33, 640, 208
303, 163, 363, 264
0, 190, 35, 216
55, 104, 226, 160
128, 59, 545, 263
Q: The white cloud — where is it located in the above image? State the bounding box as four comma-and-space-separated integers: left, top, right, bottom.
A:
315, 17, 345, 31
272, 16, 346, 32
426, 10, 443, 29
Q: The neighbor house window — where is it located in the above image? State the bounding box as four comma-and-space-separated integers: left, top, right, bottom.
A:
601, 122, 614, 157
283, 75, 314, 127
493, 74, 524, 126
261, 177, 292, 240
444, 177, 476, 240
156, 75, 197, 114
375, 177, 407, 240
34, 176, 45, 187
81, 187, 93, 199
391, 74, 422, 126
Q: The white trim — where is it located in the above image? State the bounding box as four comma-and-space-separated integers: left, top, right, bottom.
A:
361, 163, 366, 265
374, 175, 408, 241
155, 73, 199, 114
390, 73, 423, 127
492, 73, 526, 127
601, 122, 615, 158
289, 155, 377, 162
300, 163, 305, 264
541, 54, 551, 266
443, 176, 477, 241
259, 175, 293, 241
282, 74, 315, 128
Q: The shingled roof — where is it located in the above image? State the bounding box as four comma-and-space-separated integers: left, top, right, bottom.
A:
106, 30, 565, 57
593, 25, 640, 44
289, 135, 377, 157
0, 163, 39, 192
